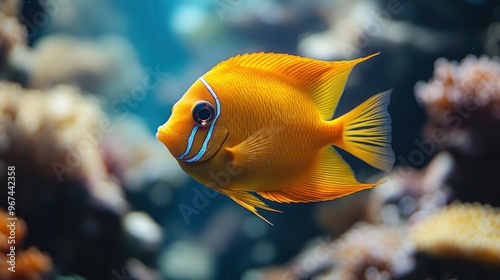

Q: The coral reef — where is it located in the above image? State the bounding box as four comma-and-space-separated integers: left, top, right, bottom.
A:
251, 223, 414, 280
0, 1, 172, 277
410, 202, 500, 266
367, 153, 453, 225
408, 202, 500, 279
0, 81, 127, 212
415, 55, 500, 206
317, 223, 414, 280
0, 81, 129, 279
415, 55, 500, 126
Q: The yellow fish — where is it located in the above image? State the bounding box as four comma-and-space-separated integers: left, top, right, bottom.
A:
157, 52, 394, 224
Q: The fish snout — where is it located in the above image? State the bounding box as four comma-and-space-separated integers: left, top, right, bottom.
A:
156, 124, 178, 149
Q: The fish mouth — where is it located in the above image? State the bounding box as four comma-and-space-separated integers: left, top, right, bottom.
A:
156, 125, 178, 147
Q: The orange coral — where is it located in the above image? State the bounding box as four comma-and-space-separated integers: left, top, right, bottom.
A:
0, 209, 26, 253
0, 247, 53, 280
410, 202, 500, 266
0, 210, 52, 280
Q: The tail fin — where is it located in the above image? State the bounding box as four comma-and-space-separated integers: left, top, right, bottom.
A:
334, 90, 395, 172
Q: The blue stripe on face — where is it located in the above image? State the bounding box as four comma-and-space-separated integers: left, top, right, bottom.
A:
177, 76, 221, 163
176, 125, 199, 160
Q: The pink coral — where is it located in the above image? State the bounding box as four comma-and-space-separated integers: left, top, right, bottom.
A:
415, 55, 500, 125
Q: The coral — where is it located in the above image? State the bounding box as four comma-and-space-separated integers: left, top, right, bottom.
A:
0, 4, 166, 278
415, 55, 500, 206
0, 209, 26, 252
0, 247, 53, 280
0, 210, 53, 280
317, 223, 414, 280
410, 202, 500, 266
415, 55, 500, 125
1, 1, 142, 95
259, 223, 414, 280
367, 153, 453, 226
0, 81, 126, 211
0, 81, 130, 279
28, 34, 144, 98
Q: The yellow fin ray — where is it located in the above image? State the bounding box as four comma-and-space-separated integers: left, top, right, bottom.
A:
335, 90, 395, 172
310, 52, 380, 119
219, 189, 282, 225
225, 127, 275, 170
212, 52, 332, 89
258, 147, 379, 203
211, 52, 379, 120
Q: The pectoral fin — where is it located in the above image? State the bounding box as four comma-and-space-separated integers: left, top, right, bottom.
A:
219, 188, 281, 225
225, 127, 274, 169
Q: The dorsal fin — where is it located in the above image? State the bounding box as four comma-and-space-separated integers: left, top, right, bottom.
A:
210, 52, 379, 120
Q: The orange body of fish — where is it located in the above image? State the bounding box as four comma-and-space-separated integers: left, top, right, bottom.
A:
157, 52, 395, 224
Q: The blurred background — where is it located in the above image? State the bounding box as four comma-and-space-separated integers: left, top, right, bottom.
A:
0, 0, 499, 279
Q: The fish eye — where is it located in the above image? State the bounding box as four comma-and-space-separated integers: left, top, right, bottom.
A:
192, 101, 216, 127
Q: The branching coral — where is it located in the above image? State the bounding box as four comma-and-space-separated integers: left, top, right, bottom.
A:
410, 202, 500, 266
415, 55, 500, 125
414, 55, 500, 207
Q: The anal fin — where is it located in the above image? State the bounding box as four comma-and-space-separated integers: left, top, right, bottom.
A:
219, 188, 281, 225
259, 146, 380, 203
